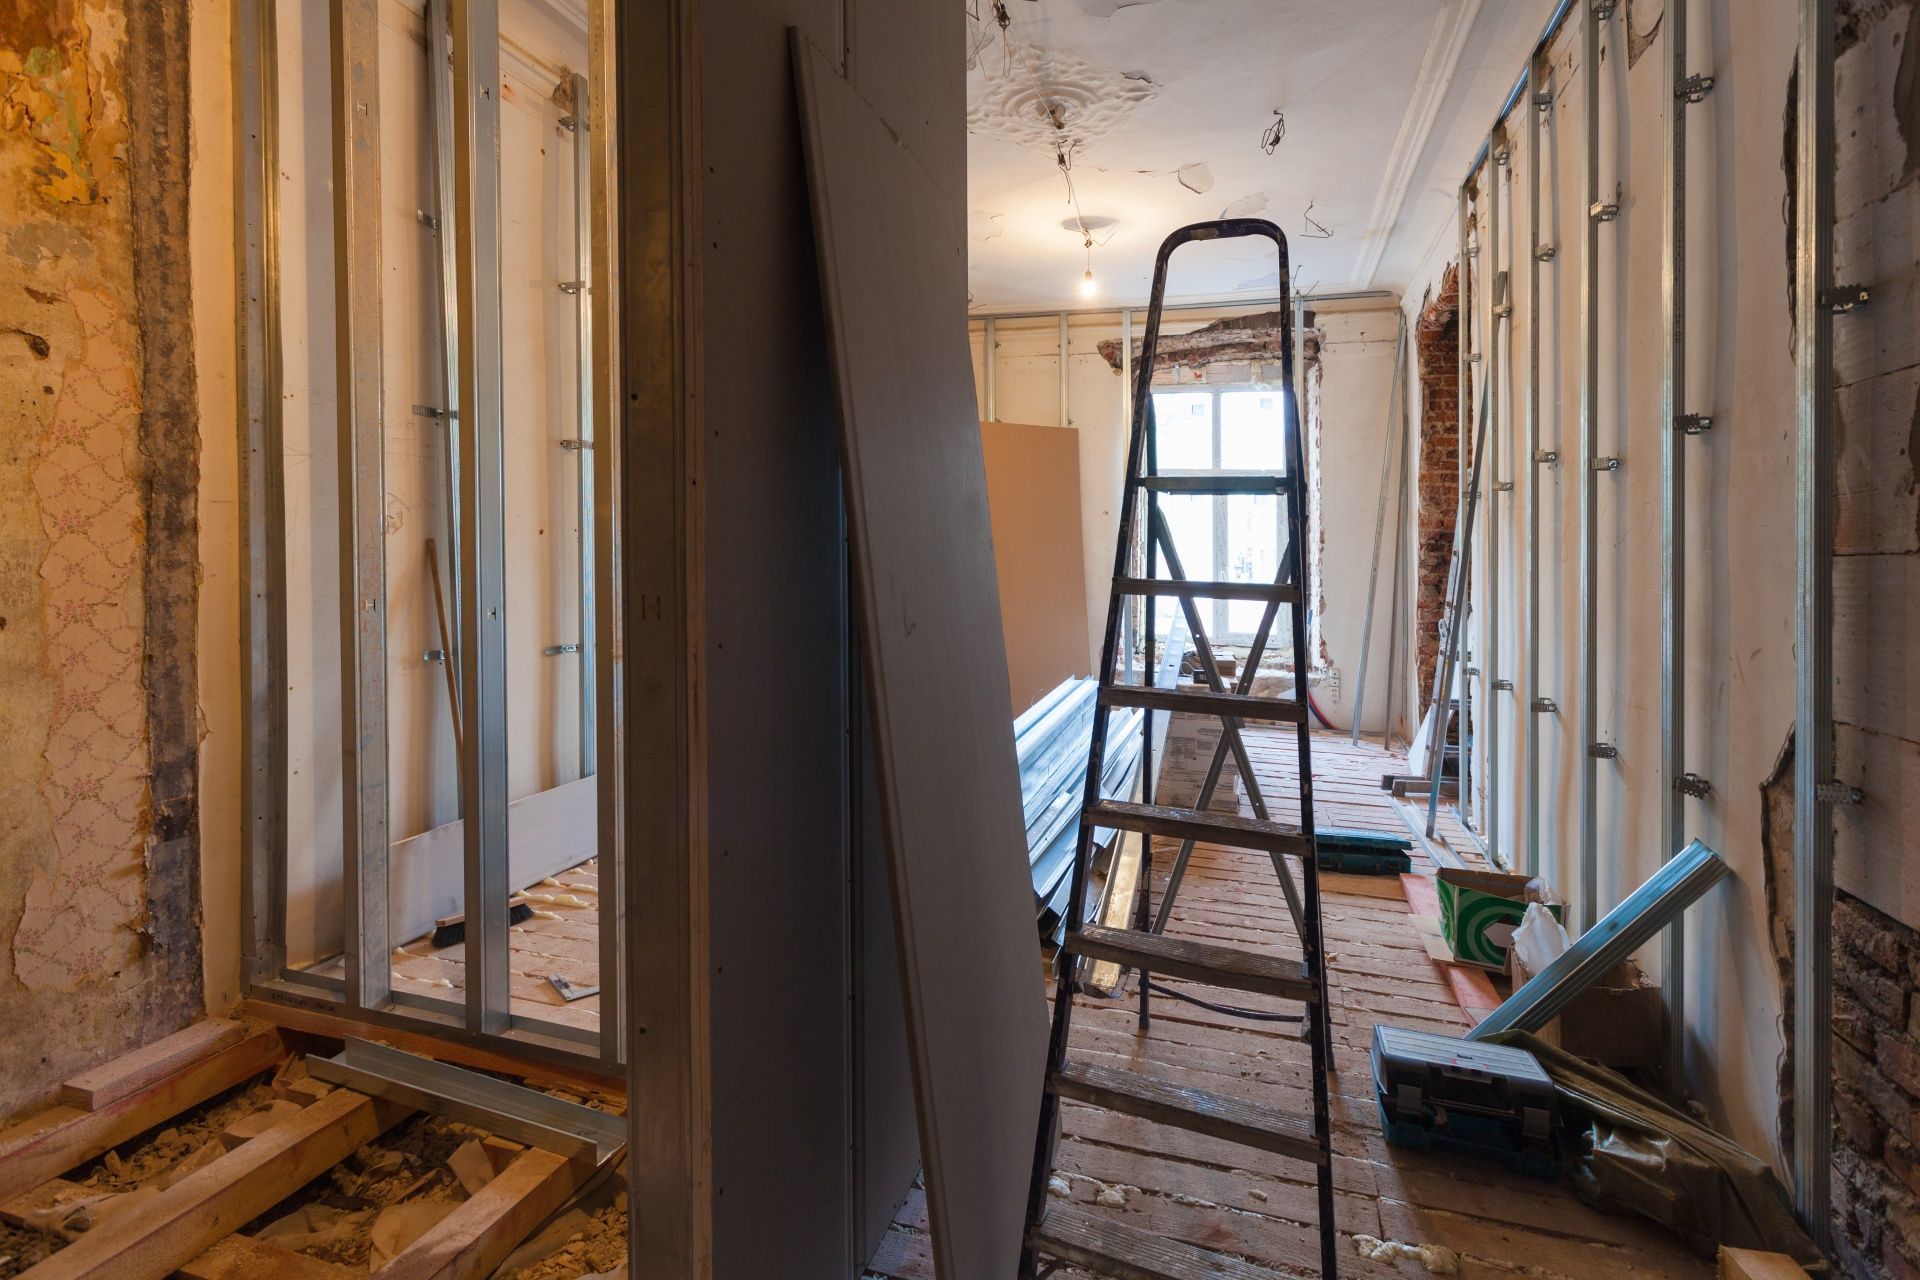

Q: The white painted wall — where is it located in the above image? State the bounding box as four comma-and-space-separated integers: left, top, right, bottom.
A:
1399, 1, 1802, 1173
968, 300, 1404, 732
276, 0, 590, 963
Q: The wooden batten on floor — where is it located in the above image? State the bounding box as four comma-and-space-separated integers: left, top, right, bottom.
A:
0, 1025, 287, 1205
56, 1021, 251, 1112
18, 1087, 410, 1280
377, 1148, 589, 1280
175, 1234, 364, 1280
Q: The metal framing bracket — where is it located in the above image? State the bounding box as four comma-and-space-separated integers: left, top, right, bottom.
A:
1678, 413, 1714, 435
544, 642, 582, 657
1531, 697, 1558, 713
557, 280, 586, 295
1591, 456, 1621, 472
411, 404, 446, 419
559, 438, 594, 452
1822, 285, 1871, 314
423, 649, 447, 664
1675, 772, 1713, 799
1590, 201, 1621, 222
1493, 679, 1514, 692
1495, 149, 1511, 167
1588, 743, 1618, 760
1535, 245, 1558, 262
1592, 0, 1618, 16
1466, 351, 1483, 363
1493, 302, 1513, 318
1533, 90, 1554, 111
1533, 449, 1559, 465
1494, 480, 1514, 492
416, 209, 438, 231
1677, 73, 1716, 103
1816, 781, 1865, 806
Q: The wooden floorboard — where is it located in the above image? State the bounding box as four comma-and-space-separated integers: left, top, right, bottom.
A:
863, 731, 1715, 1280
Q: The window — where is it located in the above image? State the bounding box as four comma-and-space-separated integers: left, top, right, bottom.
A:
1151, 387, 1290, 644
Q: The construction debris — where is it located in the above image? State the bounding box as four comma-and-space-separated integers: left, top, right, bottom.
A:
1352, 1234, 1461, 1274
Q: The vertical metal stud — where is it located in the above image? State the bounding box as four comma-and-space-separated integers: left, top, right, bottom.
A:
570, 72, 599, 780
983, 316, 997, 422
452, 0, 512, 1035
1793, 0, 1837, 1247
1456, 185, 1472, 829
1120, 308, 1135, 682
332, 0, 391, 1012
426, 0, 465, 722
1660, 0, 1700, 1090
583, 12, 622, 1068
1059, 312, 1070, 427
237, 0, 288, 985
1486, 133, 1505, 867
1525, 55, 1547, 879
1351, 314, 1407, 746
1577, 0, 1606, 932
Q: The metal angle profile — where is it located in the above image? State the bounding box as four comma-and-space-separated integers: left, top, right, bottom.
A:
1469, 839, 1728, 1040
308, 1038, 625, 1164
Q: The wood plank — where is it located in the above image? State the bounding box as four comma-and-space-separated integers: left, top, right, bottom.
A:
1029, 1203, 1294, 1280
1087, 800, 1310, 856
57, 1021, 250, 1112
1718, 1246, 1814, 1280
0, 1026, 287, 1204
793, 32, 1047, 1280
1050, 1062, 1322, 1164
174, 1234, 362, 1280
374, 1148, 587, 1280
237, 999, 621, 1103
1066, 927, 1314, 1001
19, 1087, 408, 1280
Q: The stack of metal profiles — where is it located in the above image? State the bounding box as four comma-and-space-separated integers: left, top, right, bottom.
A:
1015, 677, 1144, 945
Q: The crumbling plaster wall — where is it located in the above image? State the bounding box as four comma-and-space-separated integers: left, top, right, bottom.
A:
0, 0, 208, 1116
1397, 0, 1805, 1172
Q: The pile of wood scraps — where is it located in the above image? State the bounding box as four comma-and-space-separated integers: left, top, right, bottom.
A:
0, 1013, 626, 1280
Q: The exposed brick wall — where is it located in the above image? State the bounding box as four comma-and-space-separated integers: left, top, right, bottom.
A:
1414, 264, 1463, 711
1832, 891, 1920, 1278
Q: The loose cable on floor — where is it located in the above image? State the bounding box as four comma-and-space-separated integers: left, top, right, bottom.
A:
1142, 980, 1304, 1023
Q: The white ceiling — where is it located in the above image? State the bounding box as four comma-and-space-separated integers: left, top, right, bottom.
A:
965, 0, 1558, 312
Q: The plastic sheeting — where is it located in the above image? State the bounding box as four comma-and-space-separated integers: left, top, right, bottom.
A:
1485, 1031, 1826, 1272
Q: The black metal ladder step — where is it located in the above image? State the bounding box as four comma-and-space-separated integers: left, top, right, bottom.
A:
1086, 798, 1311, 857
1027, 1203, 1297, 1280
1099, 684, 1305, 724
1112, 576, 1299, 604
1065, 925, 1316, 1002
1141, 473, 1287, 495
1050, 1061, 1324, 1164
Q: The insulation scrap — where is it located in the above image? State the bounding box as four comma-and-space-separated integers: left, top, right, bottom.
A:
369, 1200, 458, 1267
1352, 1234, 1461, 1274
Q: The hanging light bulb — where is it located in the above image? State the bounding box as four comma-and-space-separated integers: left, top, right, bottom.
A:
1077, 231, 1097, 297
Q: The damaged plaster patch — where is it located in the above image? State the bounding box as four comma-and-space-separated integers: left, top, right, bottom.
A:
967, 209, 1004, 243
1624, 0, 1663, 69
0, 4, 127, 204
1176, 162, 1213, 194
12, 284, 149, 991
968, 47, 1157, 149
1219, 192, 1269, 220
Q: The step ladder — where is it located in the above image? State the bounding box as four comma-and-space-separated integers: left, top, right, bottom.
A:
1019, 219, 1338, 1280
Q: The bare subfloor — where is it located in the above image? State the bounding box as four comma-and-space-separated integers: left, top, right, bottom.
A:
864, 730, 1718, 1280
308, 860, 604, 1033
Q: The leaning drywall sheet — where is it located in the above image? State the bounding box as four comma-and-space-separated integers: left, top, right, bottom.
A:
792, 30, 1047, 1278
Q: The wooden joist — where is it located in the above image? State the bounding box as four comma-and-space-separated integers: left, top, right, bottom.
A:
18, 1086, 409, 1280
376, 1148, 589, 1280
56, 1020, 249, 1112
0, 1025, 286, 1205
175, 1234, 363, 1280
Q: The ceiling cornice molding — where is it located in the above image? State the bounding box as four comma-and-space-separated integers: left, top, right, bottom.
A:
1351, 0, 1486, 288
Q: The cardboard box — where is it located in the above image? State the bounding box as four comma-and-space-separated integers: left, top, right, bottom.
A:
1510, 953, 1665, 1070
1436, 868, 1561, 970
